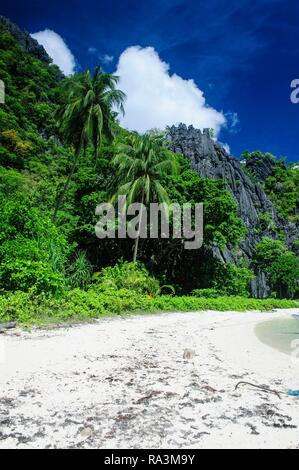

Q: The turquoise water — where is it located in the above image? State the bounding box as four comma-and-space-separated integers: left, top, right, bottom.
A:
255, 317, 299, 355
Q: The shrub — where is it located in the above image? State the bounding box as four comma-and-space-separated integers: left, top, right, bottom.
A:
0, 193, 68, 293
0, 288, 154, 324
0, 289, 296, 326
92, 261, 160, 296
152, 295, 296, 313
0, 259, 64, 295
192, 288, 223, 298
254, 238, 299, 298
212, 263, 254, 297
270, 252, 299, 298
67, 251, 92, 289
253, 238, 287, 270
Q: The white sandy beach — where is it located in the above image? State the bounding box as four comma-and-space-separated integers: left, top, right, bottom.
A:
0, 309, 299, 449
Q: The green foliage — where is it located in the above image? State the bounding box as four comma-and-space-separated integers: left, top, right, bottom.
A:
254, 238, 299, 298
253, 238, 287, 270
58, 66, 125, 158
52, 66, 126, 220
0, 289, 296, 326
0, 190, 68, 293
0, 23, 61, 169
151, 295, 296, 313
111, 133, 178, 261
162, 168, 246, 249
111, 132, 178, 207
192, 288, 222, 298
67, 251, 92, 289
241, 150, 263, 162
212, 263, 254, 297
92, 261, 160, 296
192, 263, 254, 297
265, 164, 299, 221
242, 151, 299, 221
258, 212, 277, 232
268, 252, 299, 298
0, 259, 64, 295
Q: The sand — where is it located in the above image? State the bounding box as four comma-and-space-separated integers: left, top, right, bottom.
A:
0, 308, 298, 449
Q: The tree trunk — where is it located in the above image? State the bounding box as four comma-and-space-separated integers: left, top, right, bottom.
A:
133, 236, 139, 263
51, 150, 80, 222
133, 190, 145, 262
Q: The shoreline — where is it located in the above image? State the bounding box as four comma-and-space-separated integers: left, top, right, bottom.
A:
0, 308, 299, 449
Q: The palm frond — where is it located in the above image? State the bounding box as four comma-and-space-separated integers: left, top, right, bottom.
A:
154, 159, 178, 176
154, 180, 171, 206
57, 66, 126, 159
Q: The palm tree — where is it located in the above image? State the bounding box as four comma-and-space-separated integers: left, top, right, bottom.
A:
111, 133, 178, 262
52, 66, 126, 221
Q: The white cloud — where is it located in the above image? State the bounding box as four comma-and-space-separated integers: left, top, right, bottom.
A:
225, 111, 240, 134
115, 46, 226, 136
31, 29, 75, 76
101, 54, 114, 64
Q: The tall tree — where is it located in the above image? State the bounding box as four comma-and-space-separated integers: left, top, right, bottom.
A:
111, 133, 178, 262
52, 66, 126, 221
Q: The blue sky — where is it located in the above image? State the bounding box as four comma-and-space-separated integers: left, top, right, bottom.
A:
2, 0, 299, 161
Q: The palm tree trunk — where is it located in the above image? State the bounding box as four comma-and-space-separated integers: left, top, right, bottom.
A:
51, 149, 80, 222
133, 190, 145, 262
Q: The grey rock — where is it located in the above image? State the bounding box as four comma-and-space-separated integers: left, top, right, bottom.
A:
244, 151, 276, 183
0, 321, 16, 332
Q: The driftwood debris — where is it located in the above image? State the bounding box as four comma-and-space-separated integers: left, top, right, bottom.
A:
235, 381, 281, 399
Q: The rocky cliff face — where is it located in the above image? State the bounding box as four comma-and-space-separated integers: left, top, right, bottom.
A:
167, 124, 298, 297
243, 151, 276, 183
0, 16, 53, 66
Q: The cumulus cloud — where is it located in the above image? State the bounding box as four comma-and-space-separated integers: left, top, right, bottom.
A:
31, 29, 75, 75
115, 46, 226, 136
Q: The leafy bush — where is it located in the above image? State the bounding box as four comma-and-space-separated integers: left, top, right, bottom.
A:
212, 263, 254, 297
242, 151, 299, 221
192, 263, 253, 297
0, 259, 64, 295
152, 295, 296, 313
0, 192, 68, 293
269, 252, 299, 298
92, 261, 160, 296
0, 288, 153, 324
67, 251, 92, 289
254, 238, 299, 298
253, 238, 286, 270
192, 288, 222, 298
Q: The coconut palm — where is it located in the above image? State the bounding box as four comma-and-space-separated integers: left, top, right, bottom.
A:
52, 66, 126, 221
111, 133, 178, 262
